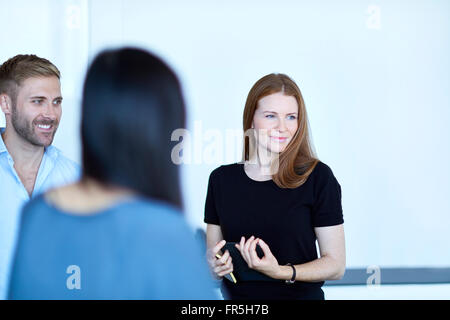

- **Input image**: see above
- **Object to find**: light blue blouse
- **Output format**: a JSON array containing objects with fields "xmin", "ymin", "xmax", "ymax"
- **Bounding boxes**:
[{"xmin": 8, "ymin": 195, "xmax": 217, "ymax": 300}]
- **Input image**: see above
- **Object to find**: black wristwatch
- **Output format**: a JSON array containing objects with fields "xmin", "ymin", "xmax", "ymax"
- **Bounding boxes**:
[{"xmin": 285, "ymin": 263, "xmax": 296, "ymax": 284}]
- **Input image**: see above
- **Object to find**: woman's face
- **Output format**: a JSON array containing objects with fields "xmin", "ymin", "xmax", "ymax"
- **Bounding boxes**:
[{"xmin": 252, "ymin": 91, "xmax": 299, "ymax": 154}]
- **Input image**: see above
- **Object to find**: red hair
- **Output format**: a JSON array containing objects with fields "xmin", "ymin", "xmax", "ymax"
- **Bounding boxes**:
[{"xmin": 242, "ymin": 73, "xmax": 319, "ymax": 188}]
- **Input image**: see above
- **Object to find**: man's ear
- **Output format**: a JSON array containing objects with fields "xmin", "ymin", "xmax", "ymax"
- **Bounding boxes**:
[{"xmin": 0, "ymin": 94, "xmax": 13, "ymax": 115}]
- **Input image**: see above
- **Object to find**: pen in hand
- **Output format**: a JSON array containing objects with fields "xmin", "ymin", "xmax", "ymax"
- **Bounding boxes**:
[{"xmin": 215, "ymin": 253, "xmax": 237, "ymax": 283}]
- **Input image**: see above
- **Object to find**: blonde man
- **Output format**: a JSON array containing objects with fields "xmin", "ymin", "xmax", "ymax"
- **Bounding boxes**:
[{"xmin": 0, "ymin": 55, "xmax": 80, "ymax": 299}]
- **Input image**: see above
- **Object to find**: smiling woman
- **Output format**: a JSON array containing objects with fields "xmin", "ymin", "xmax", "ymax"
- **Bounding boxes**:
[
  {"xmin": 251, "ymin": 92, "xmax": 299, "ymax": 155},
  {"xmin": 242, "ymin": 74, "xmax": 319, "ymax": 187},
  {"xmin": 204, "ymin": 73, "xmax": 346, "ymax": 300}
]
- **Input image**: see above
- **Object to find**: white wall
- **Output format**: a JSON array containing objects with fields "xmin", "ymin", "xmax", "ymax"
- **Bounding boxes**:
[
  {"xmin": 0, "ymin": 0, "xmax": 89, "ymax": 162},
  {"xmin": 2, "ymin": 0, "xmax": 449, "ymax": 270}
]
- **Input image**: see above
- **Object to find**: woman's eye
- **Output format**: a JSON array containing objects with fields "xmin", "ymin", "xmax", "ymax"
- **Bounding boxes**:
[
  {"xmin": 265, "ymin": 114, "xmax": 275, "ymax": 119},
  {"xmin": 287, "ymin": 115, "xmax": 297, "ymax": 120}
]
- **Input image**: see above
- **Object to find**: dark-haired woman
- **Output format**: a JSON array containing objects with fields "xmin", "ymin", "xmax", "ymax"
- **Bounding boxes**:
[
  {"xmin": 205, "ymin": 74, "xmax": 346, "ymax": 300},
  {"xmin": 8, "ymin": 48, "xmax": 216, "ymax": 299}
]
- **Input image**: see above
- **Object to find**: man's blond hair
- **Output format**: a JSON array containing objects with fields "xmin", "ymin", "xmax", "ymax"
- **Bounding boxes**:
[{"xmin": 0, "ymin": 54, "xmax": 60, "ymax": 104}]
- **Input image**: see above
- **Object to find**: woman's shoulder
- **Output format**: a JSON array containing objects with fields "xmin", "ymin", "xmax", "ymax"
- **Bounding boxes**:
[
  {"xmin": 312, "ymin": 160, "xmax": 335, "ymax": 177},
  {"xmin": 209, "ymin": 162, "xmax": 242, "ymax": 179},
  {"xmin": 22, "ymin": 194, "xmax": 184, "ymax": 229},
  {"xmin": 116, "ymin": 197, "xmax": 185, "ymax": 226},
  {"xmin": 309, "ymin": 160, "xmax": 341, "ymax": 190}
]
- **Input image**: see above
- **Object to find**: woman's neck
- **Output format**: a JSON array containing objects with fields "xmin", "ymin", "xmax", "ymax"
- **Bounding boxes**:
[
  {"xmin": 246, "ymin": 145, "xmax": 279, "ymax": 175},
  {"xmin": 245, "ymin": 146, "xmax": 280, "ymax": 180},
  {"xmin": 45, "ymin": 178, "xmax": 136, "ymax": 215}
]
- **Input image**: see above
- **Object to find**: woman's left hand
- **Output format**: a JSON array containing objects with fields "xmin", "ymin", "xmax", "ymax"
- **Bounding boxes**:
[{"xmin": 236, "ymin": 236, "xmax": 281, "ymax": 279}]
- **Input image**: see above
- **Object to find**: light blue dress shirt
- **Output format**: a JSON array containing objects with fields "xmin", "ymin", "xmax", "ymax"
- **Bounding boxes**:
[{"xmin": 0, "ymin": 127, "xmax": 80, "ymax": 299}]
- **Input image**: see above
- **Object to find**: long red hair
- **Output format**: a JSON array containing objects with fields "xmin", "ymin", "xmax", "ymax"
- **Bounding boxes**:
[{"xmin": 242, "ymin": 73, "xmax": 319, "ymax": 188}]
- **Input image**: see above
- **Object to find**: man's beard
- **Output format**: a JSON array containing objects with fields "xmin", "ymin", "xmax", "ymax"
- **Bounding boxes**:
[{"xmin": 11, "ymin": 105, "xmax": 57, "ymax": 147}]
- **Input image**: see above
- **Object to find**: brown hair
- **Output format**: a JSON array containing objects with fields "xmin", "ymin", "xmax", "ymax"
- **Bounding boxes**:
[
  {"xmin": 0, "ymin": 54, "xmax": 60, "ymax": 104},
  {"xmin": 242, "ymin": 73, "xmax": 319, "ymax": 189}
]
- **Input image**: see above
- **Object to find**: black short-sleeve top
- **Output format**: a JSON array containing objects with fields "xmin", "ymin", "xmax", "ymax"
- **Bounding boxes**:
[{"xmin": 204, "ymin": 161, "xmax": 343, "ymax": 299}]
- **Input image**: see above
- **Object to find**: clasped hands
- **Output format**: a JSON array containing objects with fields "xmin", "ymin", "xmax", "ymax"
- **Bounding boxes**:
[{"xmin": 207, "ymin": 236, "xmax": 282, "ymax": 280}]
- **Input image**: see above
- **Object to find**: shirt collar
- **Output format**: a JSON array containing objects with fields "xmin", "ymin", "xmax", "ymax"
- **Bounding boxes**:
[
  {"xmin": 0, "ymin": 127, "xmax": 59, "ymax": 160},
  {"xmin": 0, "ymin": 128, "xmax": 7, "ymax": 155},
  {"xmin": 44, "ymin": 144, "xmax": 59, "ymax": 160}
]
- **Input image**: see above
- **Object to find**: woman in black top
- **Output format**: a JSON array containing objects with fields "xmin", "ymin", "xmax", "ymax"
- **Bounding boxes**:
[{"xmin": 204, "ymin": 73, "xmax": 345, "ymax": 300}]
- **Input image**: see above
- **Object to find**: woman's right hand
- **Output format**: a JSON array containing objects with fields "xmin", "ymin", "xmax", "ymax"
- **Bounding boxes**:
[{"xmin": 206, "ymin": 239, "xmax": 234, "ymax": 279}]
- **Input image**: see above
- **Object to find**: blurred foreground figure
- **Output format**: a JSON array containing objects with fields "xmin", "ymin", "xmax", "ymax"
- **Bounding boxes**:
[{"xmin": 8, "ymin": 48, "xmax": 216, "ymax": 300}]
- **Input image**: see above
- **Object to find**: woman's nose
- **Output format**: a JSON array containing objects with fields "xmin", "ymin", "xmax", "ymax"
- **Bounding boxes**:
[{"xmin": 276, "ymin": 118, "xmax": 287, "ymax": 132}]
